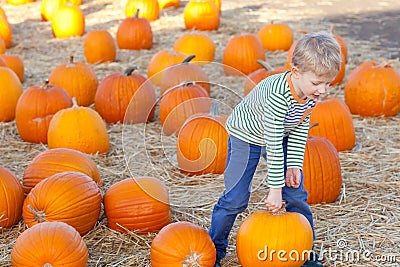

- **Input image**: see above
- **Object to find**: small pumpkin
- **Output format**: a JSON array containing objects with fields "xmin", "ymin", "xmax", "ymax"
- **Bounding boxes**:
[
  {"xmin": 51, "ymin": 4, "xmax": 85, "ymax": 38},
  {"xmin": 15, "ymin": 81, "xmax": 72, "ymax": 144},
  {"xmin": 177, "ymin": 103, "xmax": 228, "ymax": 175},
  {"xmin": 236, "ymin": 205, "xmax": 313, "ymax": 266},
  {"xmin": 125, "ymin": 0, "xmax": 159, "ymax": 21},
  {"xmin": 84, "ymin": 30, "xmax": 116, "ymax": 64},
  {"xmin": 94, "ymin": 67, "xmax": 156, "ymax": 123},
  {"xmin": 159, "ymin": 81, "xmax": 211, "ymax": 136},
  {"xmin": 309, "ymin": 96, "xmax": 355, "ymax": 151},
  {"xmin": 184, "ymin": 0, "xmax": 220, "ymax": 31},
  {"xmin": 116, "ymin": 9, "xmax": 153, "ymax": 50},
  {"xmin": 104, "ymin": 177, "xmax": 171, "ymax": 233},
  {"xmin": 22, "ymin": 171, "xmax": 102, "ymax": 236},
  {"xmin": 0, "ymin": 66, "xmax": 23, "ymax": 122},
  {"xmin": 151, "ymin": 221, "xmax": 216, "ymax": 267},
  {"xmin": 11, "ymin": 222, "xmax": 88, "ymax": 266},
  {"xmin": 257, "ymin": 21, "xmax": 293, "ymax": 51},
  {"xmin": 22, "ymin": 147, "xmax": 102, "ymax": 195},
  {"xmin": 0, "ymin": 166, "xmax": 24, "ymax": 228},
  {"xmin": 160, "ymin": 55, "xmax": 210, "ymax": 95},
  {"xmin": 0, "ymin": 54, "xmax": 24, "ymax": 82},
  {"xmin": 344, "ymin": 60, "xmax": 400, "ymax": 117},
  {"xmin": 158, "ymin": 0, "xmax": 180, "ymax": 9},
  {"xmin": 47, "ymin": 98, "xmax": 110, "ymax": 155},
  {"xmin": 0, "ymin": 17, "xmax": 12, "ymax": 48},
  {"xmin": 40, "ymin": 0, "xmax": 67, "ymax": 21},
  {"xmin": 303, "ymin": 135, "xmax": 342, "ymax": 204},
  {"xmin": 173, "ymin": 33, "xmax": 216, "ymax": 65},
  {"xmin": 147, "ymin": 49, "xmax": 187, "ymax": 86},
  {"xmin": 222, "ymin": 33, "xmax": 265, "ymax": 76},
  {"xmin": 48, "ymin": 55, "xmax": 98, "ymax": 106}
]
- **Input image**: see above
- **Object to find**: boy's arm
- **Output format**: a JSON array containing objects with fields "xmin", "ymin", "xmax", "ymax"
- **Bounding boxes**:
[{"xmin": 286, "ymin": 112, "xmax": 311, "ymax": 170}]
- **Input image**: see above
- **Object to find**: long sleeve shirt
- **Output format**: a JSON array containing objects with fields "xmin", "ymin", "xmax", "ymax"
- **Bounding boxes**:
[{"xmin": 226, "ymin": 71, "xmax": 316, "ymax": 188}]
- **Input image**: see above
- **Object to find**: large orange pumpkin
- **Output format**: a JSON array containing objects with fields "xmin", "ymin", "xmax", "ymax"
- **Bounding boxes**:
[
  {"xmin": 159, "ymin": 81, "xmax": 211, "ymax": 136},
  {"xmin": 51, "ymin": 4, "xmax": 85, "ymax": 38},
  {"xmin": 22, "ymin": 147, "xmax": 102, "ymax": 195},
  {"xmin": 125, "ymin": 0, "xmax": 159, "ymax": 21},
  {"xmin": 0, "ymin": 66, "xmax": 23, "ymax": 122},
  {"xmin": 11, "ymin": 222, "xmax": 88, "ymax": 266},
  {"xmin": 344, "ymin": 61, "xmax": 400, "ymax": 117},
  {"xmin": 257, "ymin": 22, "xmax": 293, "ymax": 51},
  {"xmin": 94, "ymin": 67, "xmax": 156, "ymax": 123},
  {"xmin": 184, "ymin": 0, "xmax": 220, "ymax": 31},
  {"xmin": 236, "ymin": 207, "xmax": 313, "ymax": 266},
  {"xmin": 151, "ymin": 221, "xmax": 216, "ymax": 267},
  {"xmin": 303, "ymin": 136, "xmax": 342, "ymax": 204},
  {"xmin": 176, "ymin": 104, "xmax": 228, "ymax": 175},
  {"xmin": 104, "ymin": 177, "xmax": 171, "ymax": 234},
  {"xmin": 47, "ymin": 98, "xmax": 110, "ymax": 155},
  {"xmin": 173, "ymin": 33, "xmax": 216, "ymax": 65},
  {"xmin": 22, "ymin": 171, "xmax": 102, "ymax": 236},
  {"xmin": 84, "ymin": 30, "xmax": 116, "ymax": 64},
  {"xmin": 15, "ymin": 81, "xmax": 72, "ymax": 144},
  {"xmin": 222, "ymin": 33, "xmax": 265, "ymax": 76},
  {"xmin": 48, "ymin": 55, "xmax": 98, "ymax": 106},
  {"xmin": 116, "ymin": 9, "xmax": 153, "ymax": 50},
  {"xmin": 160, "ymin": 55, "xmax": 210, "ymax": 95},
  {"xmin": 0, "ymin": 54, "xmax": 24, "ymax": 82},
  {"xmin": 309, "ymin": 96, "xmax": 355, "ymax": 151},
  {"xmin": 0, "ymin": 166, "xmax": 24, "ymax": 228}
]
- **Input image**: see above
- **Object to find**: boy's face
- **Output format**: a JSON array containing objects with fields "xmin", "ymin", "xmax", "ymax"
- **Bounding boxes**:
[{"xmin": 291, "ymin": 67, "xmax": 335, "ymax": 100}]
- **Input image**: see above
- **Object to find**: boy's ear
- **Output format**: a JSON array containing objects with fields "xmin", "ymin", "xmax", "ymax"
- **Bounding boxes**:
[{"xmin": 291, "ymin": 66, "xmax": 301, "ymax": 78}]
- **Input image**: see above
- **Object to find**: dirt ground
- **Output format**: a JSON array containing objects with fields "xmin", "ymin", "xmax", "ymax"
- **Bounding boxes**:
[{"xmin": 0, "ymin": 0, "xmax": 400, "ymax": 266}]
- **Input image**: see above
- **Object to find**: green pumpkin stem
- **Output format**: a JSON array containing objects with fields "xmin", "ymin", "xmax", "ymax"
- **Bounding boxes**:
[
  {"xmin": 256, "ymin": 59, "xmax": 273, "ymax": 71},
  {"xmin": 183, "ymin": 54, "xmax": 196, "ymax": 64},
  {"xmin": 134, "ymin": 8, "xmax": 140, "ymax": 18},
  {"xmin": 124, "ymin": 66, "xmax": 138, "ymax": 76}
]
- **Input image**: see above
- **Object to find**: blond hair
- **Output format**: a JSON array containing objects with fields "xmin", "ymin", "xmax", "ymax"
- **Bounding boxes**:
[{"xmin": 291, "ymin": 31, "xmax": 341, "ymax": 77}]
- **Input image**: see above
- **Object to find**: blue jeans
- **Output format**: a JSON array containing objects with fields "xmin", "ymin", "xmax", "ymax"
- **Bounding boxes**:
[{"xmin": 208, "ymin": 135, "xmax": 314, "ymax": 260}]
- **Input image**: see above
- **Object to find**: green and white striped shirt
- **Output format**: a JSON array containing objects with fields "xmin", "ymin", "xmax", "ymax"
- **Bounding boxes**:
[{"xmin": 226, "ymin": 71, "xmax": 316, "ymax": 188}]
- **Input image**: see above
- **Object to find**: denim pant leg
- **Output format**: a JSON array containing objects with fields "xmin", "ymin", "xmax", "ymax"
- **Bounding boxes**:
[
  {"xmin": 209, "ymin": 135, "xmax": 261, "ymax": 260},
  {"xmin": 281, "ymin": 136, "xmax": 315, "ymax": 240}
]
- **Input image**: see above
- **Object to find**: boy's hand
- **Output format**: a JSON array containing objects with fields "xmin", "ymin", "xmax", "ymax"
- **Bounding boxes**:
[
  {"xmin": 264, "ymin": 188, "xmax": 282, "ymax": 212},
  {"xmin": 286, "ymin": 168, "xmax": 301, "ymax": 188}
]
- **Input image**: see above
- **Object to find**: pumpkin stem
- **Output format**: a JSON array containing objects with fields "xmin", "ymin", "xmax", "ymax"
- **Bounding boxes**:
[
  {"xmin": 71, "ymin": 97, "xmax": 79, "ymax": 108},
  {"xmin": 43, "ymin": 263, "xmax": 53, "ymax": 267},
  {"xmin": 309, "ymin": 123, "xmax": 319, "ymax": 130},
  {"xmin": 134, "ymin": 8, "xmax": 140, "ymax": 18},
  {"xmin": 123, "ymin": 66, "xmax": 138, "ymax": 76},
  {"xmin": 27, "ymin": 204, "xmax": 47, "ymax": 223},
  {"xmin": 182, "ymin": 249, "xmax": 203, "ymax": 267},
  {"xmin": 183, "ymin": 54, "xmax": 196, "ymax": 64},
  {"xmin": 180, "ymin": 80, "xmax": 196, "ymax": 87},
  {"xmin": 330, "ymin": 24, "xmax": 335, "ymax": 35},
  {"xmin": 42, "ymin": 79, "xmax": 50, "ymax": 90},
  {"xmin": 256, "ymin": 59, "xmax": 273, "ymax": 71},
  {"xmin": 377, "ymin": 58, "xmax": 399, "ymax": 68},
  {"xmin": 271, "ymin": 201, "xmax": 287, "ymax": 216}
]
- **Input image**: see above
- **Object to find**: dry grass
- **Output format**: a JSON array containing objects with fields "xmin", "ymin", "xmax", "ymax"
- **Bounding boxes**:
[{"xmin": 1, "ymin": 0, "xmax": 400, "ymax": 266}]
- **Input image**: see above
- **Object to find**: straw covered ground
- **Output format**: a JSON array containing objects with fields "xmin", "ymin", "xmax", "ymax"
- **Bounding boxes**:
[{"xmin": 0, "ymin": 0, "xmax": 400, "ymax": 266}]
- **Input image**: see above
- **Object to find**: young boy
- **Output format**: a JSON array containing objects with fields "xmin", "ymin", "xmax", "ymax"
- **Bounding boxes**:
[{"xmin": 209, "ymin": 31, "xmax": 342, "ymax": 267}]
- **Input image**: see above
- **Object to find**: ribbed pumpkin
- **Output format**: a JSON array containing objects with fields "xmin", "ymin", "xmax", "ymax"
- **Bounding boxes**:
[
  {"xmin": 0, "ymin": 54, "xmax": 24, "ymax": 82},
  {"xmin": 116, "ymin": 9, "xmax": 153, "ymax": 50},
  {"xmin": 309, "ymin": 96, "xmax": 355, "ymax": 151},
  {"xmin": 22, "ymin": 147, "xmax": 101, "ymax": 195},
  {"xmin": 160, "ymin": 55, "xmax": 210, "ymax": 95},
  {"xmin": 303, "ymin": 136, "xmax": 342, "ymax": 204},
  {"xmin": 94, "ymin": 67, "xmax": 156, "ymax": 123},
  {"xmin": 104, "ymin": 177, "xmax": 171, "ymax": 233},
  {"xmin": 151, "ymin": 221, "xmax": 216, "ymax": 267},
  {"xmin": 0, "ymin": 166, "xmax": 24, "ymax": 228},
  {"xmin": 48, "ymin": 55, "xmax": 98, "ymax": 106},
  {"xmin": 40, "ymin": 0, "xmax": 66, "ymax": 21},
  {"xmin": 84, "ymin": 30, "xmax": 116, "ymax": 64},
  {"xmin": 184, "ymin": 0, "xmax": 220, "ymax": 31},
  {"xmin": 257, "ymin": 22, "xmax": 293, "ymax": 51},
  {"xmin": 159, "ymin": 0, "xmax": 180, "ymax": 9},
  {"xmin": 11, "ymin": 222, "xmax": 88, "ymax": 266},
  {"xmin": 159, "ymin": 81, "xmax": 211, "ymax": 136},
  {"xmin": 173, "ymin": 33, "xmax": 215, "ymax": 65},
  {"xmin": 47, "ymin": 98, "xmax": 110, "ymax": 155},
  {"xmin": 236, "ymin": 207, "xmax": 313, "ymax": 267},
  {"xmin": 0, "ymin": 17, "xmax": 12, "ymax": 48},
  {"xmin": 0, "ymin": 66, "xmax": 23, "ymax": 122},
  {"xmin": 51, "ymin": 4, "xmax": 85, "ymax": 38},
  {"xmin": 22, "ymin": 171, "xmax": 102, "ymax": 236},
  {"xmin": 177, "ymin": 104, "xmax": 228, "ymax": 175},
  {"xmin": 15, "ymin": 81, "xmax": 72, "ymax": 144},
  {"xmin": 147, "ymin": 49, "xmax": 187, "ymax": 86},
  {"xmin": 244, "ymin": 60, "xmax": 286, "ymax": 96},
  {"xmin": 344, "ymin": 61, "xmax": 400, "ymax": 117},
  {"xmin": 6, "ymin": 0, "xmax": 35, "ymax": 4},
  {"xmin": 222, "ymin": 33, "xmax": 265, "ymax": 76},
  {"xmin": 125, "ymin": 0, "xmax": 159, "ymax": 21}
]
